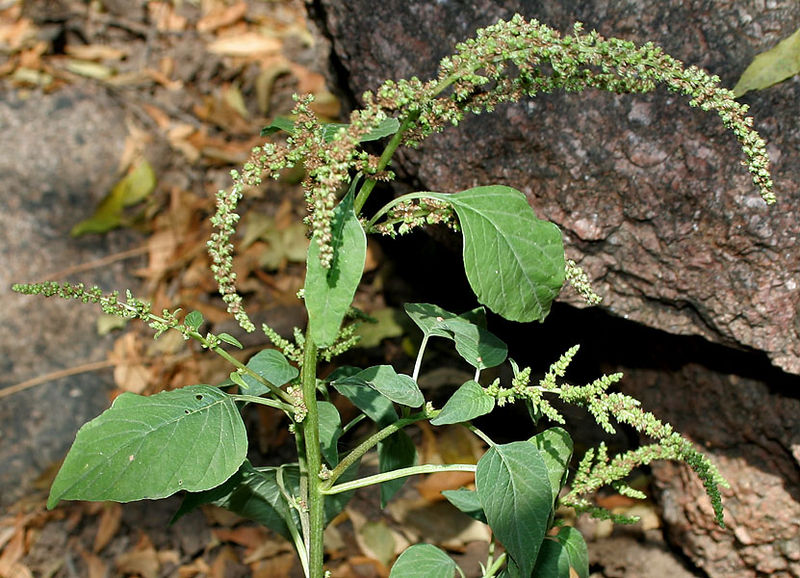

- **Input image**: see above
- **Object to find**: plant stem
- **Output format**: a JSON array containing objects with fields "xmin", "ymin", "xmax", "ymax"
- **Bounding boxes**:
[
  {"xmin": 321, "ymin": 463, "xmax": 476, "ymax": 495},
  {"xmin": 323, "ymin": 413, "xmax": 428, "ymax": 488},
  {"xmin": 189, "ymin": 329, "xmax": 296, "ymax": 406},
  {"xmin": 354, "ymin": 113, "xmax": 420, "ymax": 213},
  {"xmin": 298, "ymin": 333, "xmax": 325, "ymax": 577},
  {"xmin": 229, "ymin": 393, "xmax": 294, "ymax": 413}
]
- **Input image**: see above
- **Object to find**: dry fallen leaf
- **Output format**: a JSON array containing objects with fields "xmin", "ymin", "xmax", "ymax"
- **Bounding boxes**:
[
  {"xmin": 197, "ymin": 1, "xmax": 248, "ymax": 33},
  {"xmin": 64, "ymin": 44, "xmax": 127, "ymax": 61},
  {"xmin": 207, "ymin": 33, "xmax": 282, "ymax": 57},
  {"xmin": 115, "ymin": 533, "xmax": 161, "ymax": 578},
  {"xmin": 93, "ymin": 502, "xmax": 122, "ymax": 553}
]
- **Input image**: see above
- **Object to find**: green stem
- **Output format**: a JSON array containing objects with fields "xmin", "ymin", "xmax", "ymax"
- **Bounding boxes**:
[
  {"xmin": 189, "ymin": 330, "xmax": 297, "ymax": 406},
  {"xmin": 366, "ymin": 191, "xmax": 440, "ymax": 230},
  {"xmin": 323, "ymin": 413, "xmax": 428, "ymax": 488},
  {"xmin": 298, "ymin": 333, "xmax": 325, "ymax": 578},
  {"xmin": 321, "ymin": 463, "xmax": 476, "ymax": 495},
  {"xmin": 354, "ymin": 113, "xmax": 420, "ymax": 213},
  {"xmin": 229, "ymin": 394, "xmax": 294, "ymax": 413}
]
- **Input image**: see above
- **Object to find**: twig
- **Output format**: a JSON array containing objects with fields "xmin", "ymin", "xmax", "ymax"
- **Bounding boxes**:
[
  {"xmin": 0, "ymin": 361, "xmax": 115, "ymax": 399},
  {"xmin": 47, "ymin": 246, "xmax": 149, "ymax": 280}
]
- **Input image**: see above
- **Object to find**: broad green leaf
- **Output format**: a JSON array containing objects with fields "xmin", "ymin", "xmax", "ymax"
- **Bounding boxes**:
[
  {"xmin": 441, "ymin": 488, "xmax": 487, "ymax": 523},
  {"xmin": 48, "ymin": 385, "xmax": 247, "ymax": 509},
  {"xmin": 476, "ymin": 441, "xmax": 553, "ymax": 577},
  {"xmin": 531, "ymin": 538, "xmax": 570, "ymax": 578},
  {"xmin": 530, "ymin": 427, "xmax": 573, "ymax": 506},
  {"xmin": 441, "ymin": 318, "xmax": 507, "ymax": 369},
  {"xmin": 734, "ymin": 27, "xmax": 800, "ymax": 97},
  {"xmin": 429, "ymin": 186, "xmax": 565, "ymax": 323},
  {"xmin": 217, "ymin": 332, "xmax": 243, "ymax": 349},
  {"xmin": 334, "ymin": 365, "xmax": 424, "ymax": 408},
  {"xmin": 305, "ymin": 190, "xmax": 366, "ymax": 347},
  {"xmin": 240, "ymin": 349, "xmax": 299, "ymax": 396},
  {"xmin": 404, "ymin": 303, "xmax": 506, "ymax": 369},
  {"xmin": 261, "ymin": 116, "xmax": 400, "ymax": 143},
  {"xmin": 331, "ymin": 368, "xmax": 398, "ymax": 427},
  {"xmin": 404, "ymin": 303, "xmax": 486, "ymax": 340},
  {"xmin": 71, "ymin": 159, "xmax": 157, "ymax": 236},
  {"xmin": 172, "ymin": 461, "xmax": 300, "ymax": 541},
  {"xmin": 389, "ymin": 544, "xmax": 458, "ymax": 578},
  {"xmin": 318, "ymin": 401, "xmax": 343, "ymax": 467},
  {"xmin": 378, "ymin": 429, "xmax": 417, "ymax": 507},
  {"xmin": 555, "ymin": 526, "xmax": 589, "ymax": 578},
  {"xmin": 431, "ymin": 380, "xmax": 495, "ymax": 426},
  {"xmin": 532, "ymin": 528, "xmax": 588, "ymax": 578},
  {"xmin": 185, "ymin": 310, "xmax": 204, "ymax": 331}
]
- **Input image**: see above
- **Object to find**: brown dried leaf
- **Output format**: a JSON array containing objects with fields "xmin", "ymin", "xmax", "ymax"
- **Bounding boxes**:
[
  {"xmin": 64, "ymin": 44, "xmax": 127, "ymax": 61},
  {"xmin": 207, "ymin": 33, "xmax": 282, "ymax": 57},
  {"xmin": 93, "ymin": 503, "xmax": 122, "ymax": 553},
  {"xmin": 416, "ymin": 471, "xmax": 476, "ymax": 503},
  {"xmin": 79, "ymin": 544, "xmax": 108, "ymax": 578},
  {"xmin": 197, "ymin": 1, "xmax": 248, "ymax": 33},
  {"xmin": 115, "ymin": 534, "xmax": 160, "ymax": 578},
  {"xmin": 148, "ymin": 2, "xmax": 187, "ymax": 32}
]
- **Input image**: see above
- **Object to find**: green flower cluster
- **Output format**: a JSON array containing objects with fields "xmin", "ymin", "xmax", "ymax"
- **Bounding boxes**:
[
  {"xmin": 486, "ymin": 344, "xmax": 728, "ymax": 526},
  {"xmin": 208, "ymin": 14, "xmax": 774, "ymax": 333}
]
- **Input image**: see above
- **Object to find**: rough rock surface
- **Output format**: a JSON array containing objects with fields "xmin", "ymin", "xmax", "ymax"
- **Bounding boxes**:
[
  {"xmin": 309, "ymin": 1, "xmax": 800, "ymax": 576},
  {"xmin": 0, "ymin": 85, "xmax": 140, "ymax": 506},
  {"xmin": 311, "ymin": 0, "xmax": 800, "ymax": 375}
]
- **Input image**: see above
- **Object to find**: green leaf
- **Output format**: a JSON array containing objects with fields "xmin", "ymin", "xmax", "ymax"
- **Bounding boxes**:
[
  {"xmin": 217, "ymin": 332, "xmax": 243, "ymax": 349},
  {"xmin": 240, "ymin": 349, "xmax": 299, "ymax": 396},
  {"xmin": 404, "ymin": 303, "xmax": 507, "ymax": 369},
  {"xmin": 305, "ymin": 190, "xmax": 366, "ymax": 347},
  {"xmin": 172, "ymin": 461, "xmax": 300, "ymax": 541},
  {"xmin": 430, "ymin": 380, "xmax": 495, "ymax": 426},
  {"xmin": 185, "ymin": 310, "xmax": 204, "ymax": 331},
  {"xmin": 556, "ymin": 526, "xmax": 589, "ymax": 578},
  {"xmin": 476, "ymin": 441, "xmax": 553, "ymax": 577},
  {"xmin": 404, "ymin": 303, "xmax": 485, "ymax": 339},
  {"xmin": 531, "ymin": 538, "xmax": 570, "ymax": 578},
  {"xmin": 378, "ymin": 429, "xmax": 417, "ymax": 507},
  {"xmin": 441, "ymin": 317, "xmax": 507, "ymax": 369},
  {"xmin": 532, "ymin": 527, "xmax": 588, "ymax": 578},
  {"xmin": 441, "ymin": 488, "xmax": 487, "ymax": 524},
  {"xmin": 48, "ymin": 385, "xmax": 247, "ymax": 509},
  {"xmin": 333, "ymin": 365, "xmax": 424, "ymax": 408},
  {"xmin": 71, "ymin": 159, "xmax": 157, "ymax": 236},
  {"xmin": 530, "ymin": 427, "xmax": 573, "ymax": 506},
  {"xmin": 428, "ymin": 186, "xmax": 565, "ymax": 323},
  {"xmin": 318, "ymin": 401, "xmax": 343, "ymax": 467},
  {"xmin": 260, "ymin": 116, "xmax": 295, "ymax": 136},
  {"xmin": 261, "ymin": 116, "xmax": 400, "ymax": 143},
  {"xmin": 389, "ymin": 544, "xmax": 458, "ymax": 578},
  {"xmin": 734, "ymin": 27, "xmax": 800, "ymax": 97},
  {"xmin": 332, "ymin": 377, "xmax": 398, "ymax": 427}
]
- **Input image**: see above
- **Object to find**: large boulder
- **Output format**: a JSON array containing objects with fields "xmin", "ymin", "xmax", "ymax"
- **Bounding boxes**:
[
  {"xmin": 308, "ymin": 1, "xmax": 800, "ymax": 576},
  {"xmin": 310, "ymin": 0, "xmax": 799, "ymax": 374}
]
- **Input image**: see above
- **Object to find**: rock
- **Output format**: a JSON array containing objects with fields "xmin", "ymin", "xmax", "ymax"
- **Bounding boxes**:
[
  {"xmin": 310, "ymin": 0, "xmax": 800, "ymax": 375},
  {"xmin": 309, "ymin": 1, "xmax": 800, "ymax": 575},
  {"xmin": 0, "ymin": 85, "xmax": 140, "ymax": 506}
]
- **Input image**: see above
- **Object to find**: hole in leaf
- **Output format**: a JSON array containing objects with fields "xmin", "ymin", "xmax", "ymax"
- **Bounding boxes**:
[
  {"xmin": 195, "ymin": 394, "xmax": 203, "ymax": 400},
  {"xmin": 185, "ymin": 409, "xmax": 190, "ymax": 414}
]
